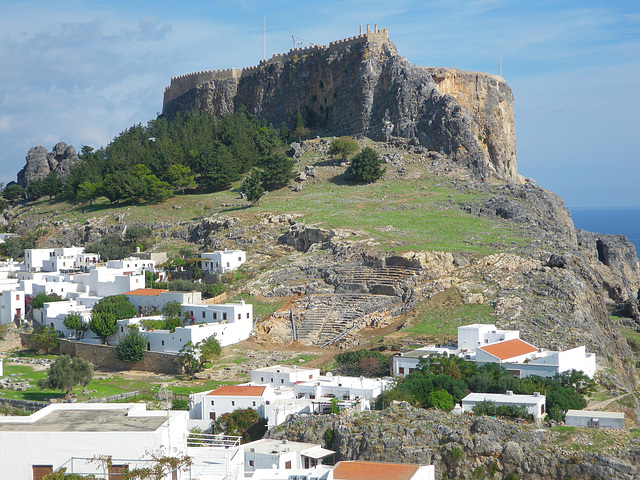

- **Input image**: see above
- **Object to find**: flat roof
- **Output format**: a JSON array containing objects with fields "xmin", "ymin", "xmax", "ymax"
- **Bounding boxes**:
[
  {"xmin": 252, "ymin": 365, "xmax": 317, "ymax": 373},
  {"xmin": 244, "ymin": 439, "xmax": 334, "ymax": 457},
  {"xmin": 462, "ymin": 393, "xmax": 544, "ymax": 405},
  {"xmin": 0, "ymin": 408, "xmax": 168, "ymax": 432},
  {"xmin": 333, "ymin": 461, "xmax": 419, "ymax": 480},
  {"xmin": 566, "ymin": 410, "xmax": 625, "ymax": 419},
  {"xmin": 207, "ymin": 385, "xmax": 266, "ymax": 397},
  {"xmin": 478, "ymin": 338, "xmax": 537, "ymax": 361}
]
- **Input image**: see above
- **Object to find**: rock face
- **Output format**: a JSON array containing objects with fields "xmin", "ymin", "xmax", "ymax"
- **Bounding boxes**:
[
  {"xmin": 270, "ymin": 403, "xmax": 640, "ymax": 480},
  {"xmin": 162, "ymin": 28, "xmax": 521, "ymax": 183},
  {"xmin": 17, "ymin": 142, "xmax": 79, "ymax": 187}
]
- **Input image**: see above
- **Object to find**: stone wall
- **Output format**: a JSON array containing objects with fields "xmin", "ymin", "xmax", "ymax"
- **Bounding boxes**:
[{"xmin": 59, "ymin": 339, "xmax": 183, "ymax": 374}]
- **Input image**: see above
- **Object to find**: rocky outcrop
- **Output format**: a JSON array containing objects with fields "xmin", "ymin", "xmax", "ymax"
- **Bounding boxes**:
[
  {"xmin": 16, "ymin": 142, "xmax": 79, "ymax": 187},
  {"xmin": 270, "ymin": 403, "xmax": 640, "ymax": 480},
  {"xmin": 162, "ymin": 29, "xmax": 521, "ymax": 183}
]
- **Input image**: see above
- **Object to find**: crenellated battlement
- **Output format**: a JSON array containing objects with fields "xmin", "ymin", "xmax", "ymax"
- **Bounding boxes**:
[{"xmin": 163, "ymin": 25, "xmax": 391, "ymax": 109}]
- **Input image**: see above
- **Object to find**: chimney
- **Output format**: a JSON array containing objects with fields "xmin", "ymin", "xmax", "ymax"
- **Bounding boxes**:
[{"xmin": 506, "ymin": 390, "xmax": 513, "ymax": 396}]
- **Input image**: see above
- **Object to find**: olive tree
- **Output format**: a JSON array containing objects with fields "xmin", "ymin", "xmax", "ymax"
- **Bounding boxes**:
[{"xmin": 37, "ymin": 355, "xmax": 93, "ymax": 400}]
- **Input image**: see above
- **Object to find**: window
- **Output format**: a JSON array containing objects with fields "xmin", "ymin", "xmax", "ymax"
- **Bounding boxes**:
[
  {"xmin": 309, "ymin": 374, "xmax": 313, "ymax": 379},
  {"xmin": 231, "ymin": 401, "xmax": 235, "ymax": 406},
  {"xmin": 238, "ymin": 314, "xmax": 241, "ymax": 320},
  {"xmin": 260, "ymin": 377, "xmax": 264, "ymax": 382},
  {"xmin": 213, "ymin": 313, "xmax": 217, "ymax": 320},
  {"xmin": 15, "ymin": 294, "xmax": 19, "ymax": 301},
  {"xmin": 238, "ymin": 257, "xmax": 241, "ymax": 261},
  {"xmin": 281, "ymin": 379, "xmax": 284, "ymax": 384},
  {"xmin": 399, "ymin": 367, "xmax": 405, "ymax": 374},
  {"xmin": 249, "ymin": 460, "xmax": 254, "ymax": 467},
  {"xmin": 161, "ymin": 340, "xmax": 164, "ymax": 346},
  {"xmin": 247, "ymin": 313, "xmax": 250, "ymax": 318},
  {"xmin": 226, "ymin": 262, "xmax": 230, "ymax": 267},
  {"xmin": 202, "ymin": 312, "xmax": 206, "ymax": 318},
  {"xmin": 252, "ymin": 401, "xmax": 256, "ymax": 406},
  {"xmin": 270, "ymin": 378, "xmax": 274, "ymax": 383},
  {"xmin": 121, "ymin": 327, "xmax": 124, "ymax": 333},
  {"xmin": 211, "ymin": 400, "xmax": 215, "ymax": 405},
  {"xmin": 285, "ymin": 461, "xmax": 292, "ymax": 469},
  {"xmin": 223, "ymin": 313, "xmax": 227, "ymax": 320}
]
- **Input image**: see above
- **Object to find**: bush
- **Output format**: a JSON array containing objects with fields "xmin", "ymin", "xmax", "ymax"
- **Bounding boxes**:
[
  {"xmin": 334, "ymin": 349, "xmax": 390, "ymax": 377},
  {"xmin": 347, "ymin": 147, "xmax": 385, "ymax": 183},
  {"xmin": 115, "ymin": 329, "xmax": 148, "ymax": 363},
  {"xmin": 329, "ymin": 136, "xmax": 360, "ymax": 161},
  {"xmin": 26, "ymin": 326, "xmax": 60, "ymax": 354},
  {"xmin": 171, "ymin": 399, "xmax": 189, "ymax": 410},
  {"xmin": 93, "ymin": 295, "xmax": 136, "ymax": 321},
  {"xmin": 29, "ymin": 292, "xmax": 63, "ymax": 309}
]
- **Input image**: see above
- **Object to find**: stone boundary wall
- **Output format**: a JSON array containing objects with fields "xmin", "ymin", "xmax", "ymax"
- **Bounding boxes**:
[
  {"xmin": 0, "ymin": 397, "xmax": 47, "ymax": 413},
  {"xmin": 59, "ymin": 339, "xmax": 183, "ymax": 375},
  {"xmin": 163, "ymin": 27, "xmax": 390, "ymax": 110}
]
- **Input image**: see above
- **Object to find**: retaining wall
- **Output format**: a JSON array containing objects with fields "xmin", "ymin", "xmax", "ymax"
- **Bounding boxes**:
[{"xmin": 59, "ymin": 339, "xmax": 183, "ymax": 375}]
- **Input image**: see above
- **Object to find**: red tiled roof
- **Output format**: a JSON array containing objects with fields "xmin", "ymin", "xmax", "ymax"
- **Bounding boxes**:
[
  {"xmin": 207, "ymin": 385, "xmax": 266, "ymax": 397},
  {"xmin": 478, "ymin": 338, "xmax": 538, "ymax": 361},
  {"xmin": 122, "ymin": 288, "xmax": 168, "ymax": 296},
  {"xmin": 333, "ymin": 461, "xmax": 420, "ymax": 480}
]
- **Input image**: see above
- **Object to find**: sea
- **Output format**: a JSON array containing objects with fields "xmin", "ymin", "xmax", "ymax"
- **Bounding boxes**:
[{"xmin": 569, "ymin": 207, "xmax": 640, "ymax": 252}]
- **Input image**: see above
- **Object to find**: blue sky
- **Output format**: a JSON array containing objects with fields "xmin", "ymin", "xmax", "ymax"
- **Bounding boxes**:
[{"xmin": 1, "ymin": 0, "xmax": 638, "ymax": 207}]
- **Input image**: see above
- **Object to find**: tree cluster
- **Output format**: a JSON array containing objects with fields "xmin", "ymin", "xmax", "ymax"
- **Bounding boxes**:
[
  {"xmin": 213, "ymin": 408, "xmax": 266, "ymax": 442},
  {"xmin": 24, "ymin": 109, "xmax": 287, "ymax": 205},
  {"xmin": 380, "ymin": 354, "xmax": 593, "ymax": 420},
  {"xmin": 333, "ymin": 349, "xmax": 391, "ymax": 377},
  {"xmin": 89, "ymin": 295, "xmax": 137, "ymax": 344}
]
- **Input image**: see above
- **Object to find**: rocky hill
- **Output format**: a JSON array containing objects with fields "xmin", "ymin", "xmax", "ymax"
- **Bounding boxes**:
[
  {"xmin": 16, "ymin": 142, "xmax": 79, "ymax": 188},
  {"xmin": 162, "ymin": 27, "xmax": 520, "ymax": 183},
  {"xmin": 269, "ymin": 402, "xmax": 640, "ymax": 479}
]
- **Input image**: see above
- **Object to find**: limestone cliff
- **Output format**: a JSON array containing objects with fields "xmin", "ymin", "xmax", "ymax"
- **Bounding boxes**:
[{"xmin": 162, "ymin": 27, "xmax": 521, "ymax": 183}]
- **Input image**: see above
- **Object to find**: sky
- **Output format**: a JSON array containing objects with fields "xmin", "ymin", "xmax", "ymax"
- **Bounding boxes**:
[{"xmin": 0, "ymin": 0, "xmax": 638, "ymax": 207}]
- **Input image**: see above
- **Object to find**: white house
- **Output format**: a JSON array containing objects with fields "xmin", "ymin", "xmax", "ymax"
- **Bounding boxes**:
[
  {"xmin": 0, "ymin": 288, "xmax": 25, "ymax": 324},
  {"xmin": 200, "ymin": 250, "xmax": 246, "ymax": 274},
  {"xmin": 189, "ymin": 384, "xmax": 275, "ymax": 422},
  {"xmin": 250, "ymin": 365, "xmax": 321, "ymax": 386},
  {"xmin": 71, "ymin": 267, "xmax": 145, "ymax": 297},
  {"xmin": 107, "ymin": 257, "xmax": 156, "ymax": 275},
  {"xmin": 34, "ymin": 298, "xmax": 95, "ymax": 335},
  {"xmin": 115, "ymin": 299, "xmax": 253, "ymax": 351},
  {"xmin": 293, "ymin": 374, "xmax": 390, "ymax": 401},
  {"xmin": 565, "ymin": 410, "xmax": 625, "ymax": 429},
  {"xmin": 394, "ymin": 324, "xmax": 597, "ymax": 380},
  {"xmin": 461, "ymin": 391, "xmax": 547, "ymax": 419},
  {"xmin": 123, "ymin": 288, "xmax": 202, "ymax": 315},
  {"xmin": 244, "ymin": 439, "xmax": 335, "ymax": 473},
  {"xmin": 457, "ymin": 323, "xmax": 521, "ymax": 353},
  {"xmin": 24, "ymin": 247, "xmax": 98, "ymax": 272},
  {"xmin": 0, "ymin": 403, "xmax": 190, "ymax": 480}
]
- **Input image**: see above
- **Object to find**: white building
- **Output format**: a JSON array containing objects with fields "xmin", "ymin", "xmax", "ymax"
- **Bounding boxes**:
[
  {"xmin": 457, "ymin": 323, "xmax": 521, "ymax": 353},
  {"xmin": 0, "ymin": 288, "xmax": 24, "ymax": 324},
  {"xmin": 34, "ymin": 298, "xmax": 96, "ymax": 335},
  {"xmin": 394, "ymin": 324, "xmax": 597, "ymax": 379},
  {"xmin": 293, "ymin": 374, "xmax": 390, "ymax": 401},
  {"xmin": 115, "ymin": 299, "xmax": 253, "ymax": 351},
  {"xmin": 107, "ymin": 257, "xmax": 156, "ymax": 275},
  {"xmin": 565, "ymin": 410, "xmax": 625, "ymax": 429},
  {"xmin": 200, "ymin": 250, "xmax": 246, "ymax": 274},
  {"xmin": 0, "ymin": 403, "xmax": 192, "ymax": 480},
  {"xmin": 72, "ymin": 267, "xmax": 145, "ymax": 297},
  {"xmin": 24, "ymin": 247, "xmax": 99, "ymax": 272},
  {"xmin": 123, "ymin": 288, "xmax": 202, "ymax": 316},
  {"xmin": 461, "ymin": 391, "xmax": 547, "ymax": 419},
  {"xmin": 251, "ymin": 365, "xmax": 321, "ymax": 386},
  {"xmin": 189, "ymin": 384, "xmax": 275, "ymax": 422},
  {"xmin": 244, "ymin": 439, "xmax": 334, "ymax": 473}
]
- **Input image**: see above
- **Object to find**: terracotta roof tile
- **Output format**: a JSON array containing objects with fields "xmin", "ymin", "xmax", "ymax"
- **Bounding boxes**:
[
  {"xmin": 123, "ymin": 288, "xmax": 168, "ymax": 296},
  {"xmin": 478, "ymin": 338, "xmax": 537, "ymax": 361},
  {"xmin": 333, "ymin": 461, "xmax": 419, "ymax": 480},
  {"xmin": 207, "ymin": 385, "xmax": 266, "ymax": 397}
]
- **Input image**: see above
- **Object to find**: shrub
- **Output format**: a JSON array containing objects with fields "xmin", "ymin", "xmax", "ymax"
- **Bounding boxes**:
[
  {"xmin": 171, "ymin": 399, "xmax": 189, "ymax": 410},
  {"xmin": 450, "ymin": 447, "xmax": 464, "ymax": 461},
  {"xmin": 26, "ymin": 326, "xmax": 60, "ymax": 354},
  {"xmin": 347, "ymin": 147, "xmax": 385, "ymax": 183},
  {"xmin": 115, "ymin": 329, "xmax": 148, "ymax": 363}
]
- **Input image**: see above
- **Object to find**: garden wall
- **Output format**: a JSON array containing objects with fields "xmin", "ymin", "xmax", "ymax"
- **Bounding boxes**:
[{"xmin": 59, "ymin": 339, "xmax": 183, "ymax": 375}]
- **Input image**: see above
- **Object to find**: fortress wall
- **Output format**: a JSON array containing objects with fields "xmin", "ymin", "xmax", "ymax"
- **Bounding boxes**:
[
  {"xmin": 163, "ymin": 27, "xmax": 389, "ymax": 109},
  {"xmin": 163, "ymin": 68, "xmax": 241, "ymax": 105}
]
